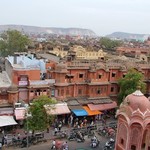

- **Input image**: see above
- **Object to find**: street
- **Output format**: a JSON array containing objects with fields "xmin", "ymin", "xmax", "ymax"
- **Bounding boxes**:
[
  {"xmin": 6, "ymin": 132, "xmax": 112, "ymax": 150},
  {"xmin": 4, "ymin": 119, "xmax": 117, "ymax": 150}
]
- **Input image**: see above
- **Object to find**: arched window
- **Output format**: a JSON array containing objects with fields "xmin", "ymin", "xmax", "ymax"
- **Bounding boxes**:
[{"xmin": 131, "ymin": 145, "xmax": 136, "ymax": 150}]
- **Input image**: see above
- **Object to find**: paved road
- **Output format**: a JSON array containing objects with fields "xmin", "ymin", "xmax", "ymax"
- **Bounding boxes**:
[
  {"xmin": 6, "ymin": 139, "xmax": 107, "ymax": 150},
  {"xmin": 4, "ymin": 118, "xmax": 117, "ymax": 150},
  {"xmin": 6, "ymin": 133, "xmax": 113, "ymax": 150}
]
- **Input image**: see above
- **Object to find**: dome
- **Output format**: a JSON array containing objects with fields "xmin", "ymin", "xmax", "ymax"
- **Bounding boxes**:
[
  {"xmin": 8, "ymin": 84, "xmax": 18, "ymax": 92},
  {"xmin": 123, "ymin": 90, "xmax": 150, "ymax": 113},
  {"xmin": 55, "ymin": 62, "xmax": 68, "ymax": 73},
  {"xmin": 56, "ymin": 62, "xmax": 67, "ymax": 69}
]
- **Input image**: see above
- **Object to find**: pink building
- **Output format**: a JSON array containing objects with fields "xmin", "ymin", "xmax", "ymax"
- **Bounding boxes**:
[{"xmin": 115, "ymin": 89, "xmax": 150, "ymax": 150}]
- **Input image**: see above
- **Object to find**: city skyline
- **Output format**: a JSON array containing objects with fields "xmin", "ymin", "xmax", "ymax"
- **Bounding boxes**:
[{"xmin": 0, "ymin": 0, "xmax": 150, "ymax": 36}]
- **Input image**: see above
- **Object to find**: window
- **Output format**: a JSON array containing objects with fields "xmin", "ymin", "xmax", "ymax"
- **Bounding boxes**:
[
  {"xmin": 43, "ymin": 90, "xmax": 47, "ymax": 92},
  {"xmin": 120, "ymin": 138, "xmax": 124, "ymax": 145},
  {"xmin": 98, "ymin": 74, "xmax": 102, "ymax": 79},
  {"xmin": 131, "ymin": 145, "xmax": 136, "ymax": 150},
  {"xmin": 37, "ymin": 89, "xmax": 41, "ymax": 96},
  {"xmin": 79, "ymin": 73, "xmax": 83, "ymax": 78},
  {"xmin": 112, "ymin": 72, "xmax": 116, "ymax": 77},
  {"xmin": 111, "ymin": 87, "xmax": 114, "ymax": 92},
  {"xmin": 78, "ymin": 89, "xmax": 82, "ymax": 95},
  {"xmin": 123, "ymin": 74, "xmax": 126, "ymax": 78},
  {"xmin": 51, "ymin": 89, "xmax": 55, "ymax": 97},
  {"xmin": 97, "ymin": 89, "xmax": 101, "ymax": 94},
  {"xmin": 30, "ymin": 90, "xmax": 34, "ymax": 93},
  {"xmin": 141, "ymin": 143, "xmax": 145, "ymax": 149}
]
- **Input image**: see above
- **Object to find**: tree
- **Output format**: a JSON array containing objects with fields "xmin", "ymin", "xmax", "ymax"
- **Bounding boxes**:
[
  {"xmin": 118, "ymin": 68, "xmax": 146, "ymax": 104},
  {"xmin": 26, "ymin": 96, "xmax": 56, "ymax": 132},
  {"xmin": 0, "ymin": 30, "xmax": 31, "ymax": 57},
  {"xmin": 99, "ymin": 37, "xmax": 122, "ymax": 51}
]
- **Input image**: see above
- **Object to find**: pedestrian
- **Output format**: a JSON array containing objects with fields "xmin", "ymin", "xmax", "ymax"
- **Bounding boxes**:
[
  {"xmin": 2, "ymin": 129, "xmax": 4, "ymax": 136},
  {"xmin": 4, "ymin": 135, "xmax": 7, "ymax": 146},
  {"xmin": 0, "ymin": 142, "xmax": 2, "ymax": 150},
  {"xmin": 2, "ymin": 136, "xmax": 4, "ymax": 146},
  {"xmin": 12, "ymin": 134, "xmax": 17, "ymax": 144},
  {"xmin": 90, "ymin": 120, "xmax": 94, "ymax": 126},
  {"xmin": 58, "ymin": 121, "xmax": 62, "ymax": 131},
  {"xmin": 51, "ymin": 139, "xmax": 56, "ymax": 149},
  {"xmin": 54, "ymin": 127, "xmax": 58, "ymax": 135},
  {"xmin": 62, "ymin": 141, "xmax": 68, "ymax": 150},
  {"xmin": 17, "ymin": 133, "xmax": 21, "ymax": 140},
  {"xmin": 83, "ymin": 117, "xmax": 87, "ymax": 126}
]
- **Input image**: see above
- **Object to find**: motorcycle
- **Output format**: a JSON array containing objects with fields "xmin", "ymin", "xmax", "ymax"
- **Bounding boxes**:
[
  {"xmin": 103, "ymin": 138, "xmax": 115, "ymax": 150},
  {"xmin": 76, "ymin": 131, "xmax": 85, "ymax": 142},
  {"xmin": 90, "ymin": 137, "xmax": 100, "ymax": 148},
  {"xmin": 63, "ymin": 145, "xmax": 69, "ymax": 150},
  {"xmin": 51, "ymin": 145, "xmax": 56, "ymax": 150},
  {"xmin": 68, "ymin": 132, "xmax": 76, "ymax": 141}
]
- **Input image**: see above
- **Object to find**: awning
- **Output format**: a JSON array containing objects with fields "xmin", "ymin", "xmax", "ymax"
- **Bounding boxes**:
[
  {"xmin": 82, "ymin": 106, "xmax": 102, "ymax": 116},
  {"xmin": 72, "ymin": 109, "xmax": 88, "ymax": 116},
  {"xmin": 44, "ymin": 102, "xmax": 71, "ymax": 115},
  {"xmin": 87, "ymin": 101, "xmax": 117, "ymax": 111},
  {"xmin": 15, "ymin": 108, "xmax": 26, "ymax": 120},
  {"xmin": 0, "ymin": 107, "xmax": 13, "ymax": 115},
  {"xmin": 68, "ymin": 105, "xmax": 83, "ymax": 110},
  {"xmin": 0, "ymin": 116, "xmax": 17, "ymax": 127}
]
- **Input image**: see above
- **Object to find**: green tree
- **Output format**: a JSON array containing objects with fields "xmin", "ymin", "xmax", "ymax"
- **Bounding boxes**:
[
  {"xmin": 118, "ymin": 68, "xmax": 146, "ymax": 104},
  {"xmin": 26, "ymin": 96, "xmax": 56, "ymax": 132},
  {"xmin": 0, "ymin": 30, "xmax": 31, "ymax": 57},
  {"xmin": 99, "ymin": 37, "xmax": 122, "ymax": 51}
]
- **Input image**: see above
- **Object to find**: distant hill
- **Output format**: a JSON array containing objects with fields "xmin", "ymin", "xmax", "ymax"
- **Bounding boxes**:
[
  {"xmin": 0, "ymin": 25, "xmax": 96, "ymax": 37},
  {"xmin": 106, "ymin": 32, "xmax": 149, "ymax": 41}
]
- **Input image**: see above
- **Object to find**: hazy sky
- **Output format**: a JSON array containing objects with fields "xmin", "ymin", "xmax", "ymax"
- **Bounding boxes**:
[{"xmin": 0, "ymin": 0, "xmax": 150, "ymax": 36}]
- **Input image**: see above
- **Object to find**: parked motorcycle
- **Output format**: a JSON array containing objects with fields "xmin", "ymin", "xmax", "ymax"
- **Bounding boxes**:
[
  {"xmin": 90, "ymin": 136, "xmax": 100, "ymax": 148},
  {"xmin": 103, "ymin": 138, "xmax": 115, "ymax": 150},
  {"xmin": 68, "ymin": 132, "xmax": 77, "ymax": 141},
  {"xmin": 76, "ymin": 131, "xmax": 85, "ymax": 142}
]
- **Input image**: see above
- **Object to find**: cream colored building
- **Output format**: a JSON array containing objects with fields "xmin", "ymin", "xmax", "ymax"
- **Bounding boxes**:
[
  {"xmin": 73, "ymin": 46, "xmax": 107, "ymax": 60},
  {"xmin": 49, "ymin": 46, "xmax": 68, "ymax": 58},
  {"xmin": 49, "ymin": 45, "xmax": 107, "ymax": 60}
]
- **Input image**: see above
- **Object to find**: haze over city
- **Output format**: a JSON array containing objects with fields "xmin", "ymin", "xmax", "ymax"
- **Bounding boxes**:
[{"xmin": 0, "ymin": 0, "xmax": 150, "ymax": 36}]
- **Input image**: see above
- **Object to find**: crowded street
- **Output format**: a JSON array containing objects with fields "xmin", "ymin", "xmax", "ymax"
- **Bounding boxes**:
[{"xmin": 1, "ymin": 117, "xmax": 117, "ymax": 150}]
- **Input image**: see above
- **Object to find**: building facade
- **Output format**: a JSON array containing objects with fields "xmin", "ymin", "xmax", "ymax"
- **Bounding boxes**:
[{"xmin": 115, "ymin": 90, "xmax": 150, "ymax": 150}]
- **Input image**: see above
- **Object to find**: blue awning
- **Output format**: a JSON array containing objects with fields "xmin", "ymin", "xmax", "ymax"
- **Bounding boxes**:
[{"xmin": 72, "ymin": 109, "xmax": 88, "ymax": 116}]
